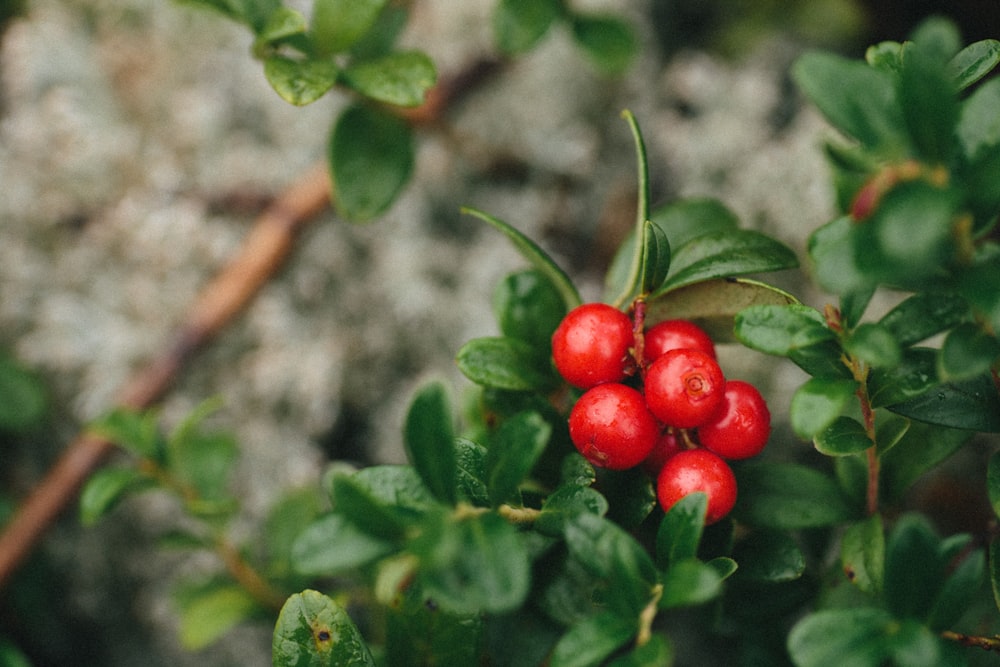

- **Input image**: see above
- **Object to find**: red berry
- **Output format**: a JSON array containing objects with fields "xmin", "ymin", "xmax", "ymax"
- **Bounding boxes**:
[
  {"xmin": 643, "ymin": 319, "xmax": 716, "ymax": 363},
  {"xmin": 551, "ymin": 303, "xmax": 633, "ymax": 389},
  {"xmin": 642, "ymin": 429, "xmax": 684, "ymax": 476},
  {"xmin": 698, "ymin": 380, "xmax": 771, "ymax": 460},
  {"xmin": 644, "ymin": 348, "xmax": 725, "ymax": 428},
  {"xmin": 568, "ymin": 383, "xmax": 659, "ymax": 470},
  {"xmin": 656, "ymin": 449, "xmax": 737, "ymax": 524}
]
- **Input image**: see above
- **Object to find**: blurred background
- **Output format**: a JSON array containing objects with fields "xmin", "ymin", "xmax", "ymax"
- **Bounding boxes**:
[{"xmin": 1, "ymin": 1, "xmax": 997, "ymax": 664}]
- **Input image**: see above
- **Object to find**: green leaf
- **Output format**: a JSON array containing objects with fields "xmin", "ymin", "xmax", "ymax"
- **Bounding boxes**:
[
  {"xmin": 733, "ymin": 461, "xmax": 854, "ymax": 529},
  {"xmin": 883, "ymin": 514, "xmax": 943, "ymax": 620},
  {"xmin": 646, "ymin": 278, "xmax": 798, "ymax": 344},
  {"xmin": 403, "ymin": 382, "xmax": 457, "ymax": 506},
  {"xmin": 787, "ymin": 607, "xmax": 898, "ymax": 667},
  {"xmin": 899, "ymin": 37, "xmax": 960, "ymax": 163},
  {"xmin": 988, "ymin": 450, "xmax": 1000, "ymax": 519},
  {"xmin": 607, "ymin": 633, "xmax": 673, "ymax": 667},
  {"xmin": 89, "ymin": 407, "xmax": 161, "ymax": 459},
  {"xmin": 878, "ymin": 291, "xmax": 970, "ymax": 347},
  {"xmin": 486, "ymin": 411, "xmax": 550, "ymax": 506},
  {"xmin": 656, "ymin": 230, "xmax": 798, "ymax": 294},
  {"xmin": 79, "ymin": 467, "xmax": 152, "ymax": 526},
  {"xmin": 655, "ymin": 492, "xmax": 707, "ymax": 569},
  {"xmin": 253, "ymin": 7, "xmax": 307, "ymax": 51},
  {"xmin": 938, "ymin": 323, "xmax": 999, "ymax": 382},
  {"xmin": 659, "ymin": 558, "xmax": 724, "ymax": 608},
  {"xmin": 733, "ymin": 304, "xmax": 833, "ymax": 356},
  {"xmin": 330, "ymin": 472, "xmax": 416, "ymax": 540},
  {"xmin": 841, "ymin": 513, "xmax": 885, "ymax": 594},
  {"xmin": 608, "ymin": 109, "xmax": 654, "ymax": 307},
  {"xmin": 493, "ymin": 0, "xmax": 561, "ymax": 54},
  {"xmin": 455, "ymin": 438, "xmax": 490, "ymax": 506},
  {"xmin": 169, "ymin": 429, "xmax": 238, "ymax": 507},
  {"xmin": 263, "ymin": 56, "xmax": 338, "ymax": 106},
  {"xmin": 414, "ymin": 510, "xmax": 530, "ymax": 615},
  {"xmin": 178, "ymin": 584, "xmax": 262, "ymax": 651},
  {"xmin": 808, "ymin": 215, "xmax": 873, "ymax": 296},
  {"xmin": 0, "ymin": 354, "xmax": 47, "ymax": 432},
  {"xmin": 291, "ymin": 513, "xmax": 395, "ymax": 576},
  {"xmin": 874, "ymin": 413, "xmax": 910, "ymax": 457},
  {"xmin": 886, "ymin": 372, "xmax": 1000, "ymax": 432},
  {"xmin": 639, "ymin": 220, "xmax": 671, "ymax": 296},
  {"xmin": 493, "ymin": 268, "xmax": 568, "ymax": 349},
  {"xmin": 564, "ymin": 512, "xmax": 657, "ymax": 615},
  {"xmin": 264, "ymin": 487, "xmax": 322, "ymax": 581},
  {"xmin": 790, "ymin": 378, "xmax": 858, "ymax": 440},
  {"xmin": 731, "ymin": 530, "xmax": 805, "ymax": 583},
  {"xmin": 844, "ymin": 322, "xmax": 901, "ymax": 369},
  {"xmin": 814, "ymin": 416, "xmax": 872, "ymax": 457},
  {"xmin": 548, "ymin": 610, "xmax": 637, "ymax": 667},
  {"xmin": 455, "ymin": 336, "xmax": 556, "ymax": 391},
  {"xmin": 867, "ymin": 347, "xmax": 937, "ymax": 408},
  {"xmin": 569, "ymin": 14, "xmax": 637, "ymax": 75},
  {"xmin": 536, "ymin": 484, "xmax": 608, "ymax": 536},
  {"xmin": 330, "ymin": 104, "xmax": 413, "ymax": 221},
  {"xmin": 462, "ymin": 207, "xmax": 581, "ymax": 310},
  {"xmin": 792, "ymin": 51, "xmax": 906, "ymax": 153},
  {"xmin": 879, "ymin": 421, "xmax": 972, "ymax": 501},
  {"xmin": 311, "ymin": 0, "xmax": 387, "ymax": 55},
  {"xmin": 950, "ymin": 39, "xmax": 1000, "ymax": 90},
  {"xmin": 384, "ymin": 583, "xmax": 484, "ymax": 667},
  {"xmin": 928, "ymin": 548, "xmax": 985, "ymax": 631},
  {"xmin": 650, "ymin": 198, "xmax": 740, "ymax": 250},
  {"xmin": 341, "ymin": 51, "xmax": 436, "ymax": 107},
  {"xmin": 959, "ymin": 78, "xmax": 1000, "ymax": 162},
  {"xmin": 272, "ymin": 589, "xmax": 376, "ymax": 667}
]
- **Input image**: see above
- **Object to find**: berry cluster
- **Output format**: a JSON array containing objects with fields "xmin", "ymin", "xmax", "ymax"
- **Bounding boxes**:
[{"xmin": 552, "ymin": 303, "xmax": 771, "ymax": 524}]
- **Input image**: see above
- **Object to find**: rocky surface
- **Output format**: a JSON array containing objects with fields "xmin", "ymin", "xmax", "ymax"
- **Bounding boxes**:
[{"xmin": 0, "ymin": 1, "xmax": 842, "ymax": 664}]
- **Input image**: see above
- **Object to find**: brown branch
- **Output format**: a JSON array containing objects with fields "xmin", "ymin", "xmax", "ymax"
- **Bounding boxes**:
[
  {"xmin": 0, "ymin": 163, "xmax": 331, "ymax": 589},
  {"xmin": 0, "ymin": 56, "xmax": 504, "ymax": 590}
]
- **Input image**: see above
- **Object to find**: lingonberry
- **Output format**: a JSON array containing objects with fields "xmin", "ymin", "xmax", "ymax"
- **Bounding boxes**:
[
  {"xmin": 698, "ymin": 380, "xmax": 771, "ymax": 460},
  {"xmin": 656, "ymin": 449, "xmax": 737, "ymax": 524},
  {"xmin": 568, "ymin": 383, "xmax": 659, "ymax": 470},
  {"xmin": 643, "ymin": 319, "xmax": 716, "ymax": 363},
  {"xmin": 551, "ymin": 303, "xmax": 633, "ymax": 389},
  {"xmin": 642, "ymin": 429, "xmax": 684, "ymax": 476},
  {"xmin": 644, "ymin": 348, "xmax": 725, "ymax": 429}
]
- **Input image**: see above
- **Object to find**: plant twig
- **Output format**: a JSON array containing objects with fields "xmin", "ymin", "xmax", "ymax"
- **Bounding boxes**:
[{"xmin": 0, "ymin": 163, "xmax": 331, "ymax": 589}]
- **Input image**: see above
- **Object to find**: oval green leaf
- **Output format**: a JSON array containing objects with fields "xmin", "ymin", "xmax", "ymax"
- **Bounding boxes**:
[
  {"xmin": 311, "ymin": 0, "xmax": 387, "ymax": 55},
  {"xmin": 733, "ymin": 462, "xmax": 855, "ymax": 529},
  {"xmin": 456, "ymin": 336, "xmax": 556, "ymax": 391},
  {"xmin": 272, "ymin": 590, "xmax": 376, "ymax": 667},
  {"xmin": 656, "ymin": 230, "xmax": 798, "ymax": 294},
  {"xmin": 291, "ymin": 513, "xmax": 394, "ymax": 576},
  {"xmin": 815, "ymin": 416, "xmax": 872, "ymax": 457},
  {"xmin": 403, "ymin": 381, "xmax": 457, "ymax": 505},
  {"xmin": 485, "ymin": 411, "xmax": 551, "ymax": 506},
  {"xmin": 790, "ymin": 378, "xmax": 858, "ymax": 440},
  {"xmin": 264, "ymin": 56, "xmax": 338, "ymax": 106},
  {"xmin": 342, "ymin": 51, "xmax": 436, "ymax": 107}
]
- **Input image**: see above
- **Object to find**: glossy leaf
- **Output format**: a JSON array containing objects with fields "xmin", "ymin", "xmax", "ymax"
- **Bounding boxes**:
[
  {"xmin": 548, "ymin": 610, "xmax": 636, "ymax": 667},
  {"xmin": 650, "ymin": 198, "xmax": 740, "ymax": 250},
  {"xmin": 404, "ymin": 381, "xmax": 457, "ymax": 505},
  {"xmin": 493, "ymin": 268, "xmax": 567, "ymax": 349},
  {"xmin": 535, "ymin": 484, "xmax": 608, "ymax": 537},
  {"xmin": 455, "ymin": 438, "xmax": 490, "ymax": 506},
  {"xmin": 329, "ymin": 473, "xmax": 412, "ymax": 540},
  {"xmin": 272, "ymin": 590, "xmax": 375, "ymax": 667},
  {"xmin": 841, "ymin": 513, "xmax": 885, "ymax": 594},
  {"xmin": 486, "ymin": 411, "xmax": 550, "ymax": 506},
  {"xmin": 646, "ymin": 278, "xmax": 798, "ymax": 344},
  {"xmin": 792, "ymin": 51, "xmax": 906, "ymax": 153},
  {"xmin": 790, "ymin": 378, "xmax": 858, "ymax": 440},
  {"xmin": 607, "ymin": 109, "xmax": 653, "ymax": 307},
  {"xmin": 291, "ymin": 513, "xmax": 394, "ymax": 576},
  {"xmin": 814, "ymin": 416, "xmax": 871, "ymax": 457},
  {"xmin": 178, "ymin": 584, "xmax": 261, "ymax": 650},
  {"xmin": 311, "ymin": 0, "xmax": 387, "ymax": 55},
  {"xmin": 330, "ymin": 104, "xmax": 413, "ymax": 221},
  {"xmin": 655, "ymin": 492, "xmax": 707, "ymax": 569},
  {"xmin": 887, "ymin": 372, "xmax": 1000, "ymax": 432},
  {"xmin": 731, "ymin": 530, "xmax": 805, "ymax": 583},
  {"xmin": 878, "ymin": 291, "xmax": 970, "ymax": 347},
  {"xmin": 639, "ymin": 219, "xmax": 671, "ymax": 296},
  {"xmin": 656, "ymin": 230, "xmax": 798, "ymax": 294},
  {"xmin": 0, "ymin": 355, "xmax": 47, "ymax": 432},
  {"xmin": 349, "ymin": 464, "xmax": 437, "ymax": 512},
  {"xmin": 938, "ymin": 322, "xmax": 999, "ymax": 382},
  {"xmin": 787, "ymin": 607, "xmax": 900, "ymax": 667},
  {"xmin": 874, "ymin": 413, "xmax": 910, "ymax": 457},
  {"xmin": 733, "ymin": 304, "xmax": 833, "ymax": 356},
  {"xmin": 341, "ymin": 51, "xmax": 436, "ymax": 107},
  {"xmin": 264, "ymin": 56, "xmax": 338, "ymax": 106},
  {"xmin": 569, "ymin": 14, "xmax": 637, "ymax": 75},
  {"xmin": 414, "ymin": 511, "xmax": 530, "ymax": 615},
  {"xmin": 733, "ymin": 462, "xmax": 854, "ymax": 529},
  {"xmin": 462, "ymin": 207, "xmax": 581, "ymax": 310},
  {"xmin": 844, "ymin": 322, "xmax": 901, "ymax": 369},
  {"xmin": 455, "ymin": 336, "xmax": 555, "ymax": 391},
  {"xmin": 493, "ymin": 0, "xmax": 560, "ymax": 54},
  {"xmin": 867, "ymin": 347, "xmax": 937, "ymax": 408},
  {"xmin": 950, "ymin": 39, "xmax": 1000, "ymax": 90},
  {"xmin": 79, "ymin": 467, "xmax": 152, "ymax": 526},
  {"xmin": 879, "ymin": 421, "xmax": 972, "ymax": 500},
  {"xmin": 659, "ymin": 558, "xmax": 723, "ymax": 608}
]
